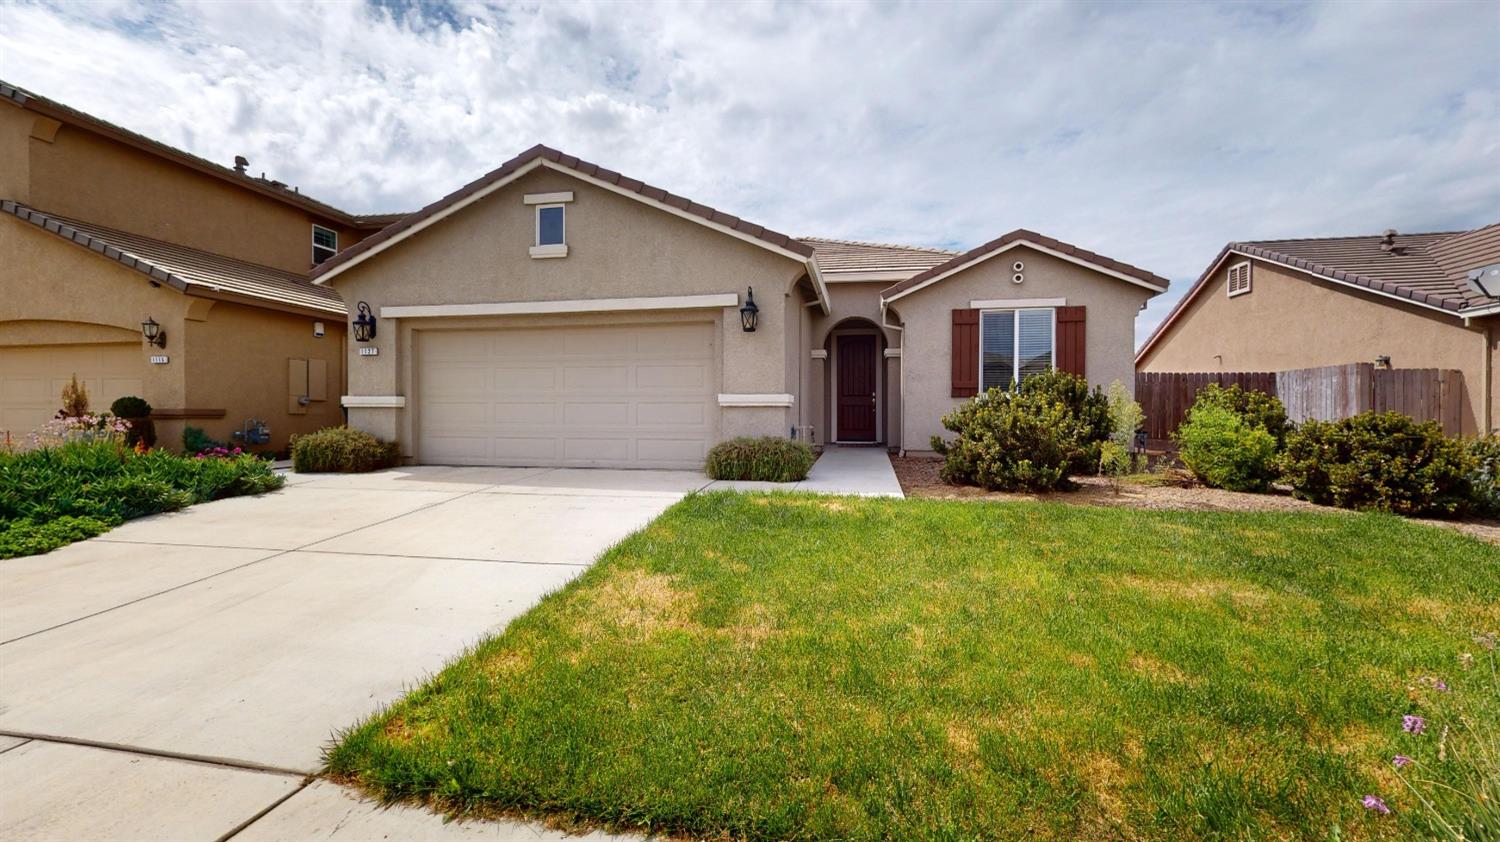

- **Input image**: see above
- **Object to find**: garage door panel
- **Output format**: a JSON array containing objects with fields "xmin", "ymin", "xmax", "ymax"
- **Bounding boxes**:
[
  {"xmin": 417, "ymin": 323, "xmax": 718, "ymax": 469},
  {"xmin": 0, "ymin": 344, "xmax": 144, "ymax": 438}
]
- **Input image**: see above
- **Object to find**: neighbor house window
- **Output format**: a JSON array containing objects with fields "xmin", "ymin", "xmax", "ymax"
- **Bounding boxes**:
[
  {"xmin": 980, "ymin": 308, "xmax": 1055, "ymax": 391},
  {"xmin": 1227, "ymin": 261, "xmax": 1252, "ymax": 297},
  {"xmin": 312, "ymin": 225, "xmax": 337, "ymax": 265},
  {"xmin": 527, "ymin": 205, "xmax": 567, "ymax": 258}
]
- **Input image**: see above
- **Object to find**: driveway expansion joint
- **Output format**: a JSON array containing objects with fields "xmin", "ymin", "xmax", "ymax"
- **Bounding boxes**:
[{"xmin": 0, "ymin": 730, "xmax": 313, "ymax": 777}]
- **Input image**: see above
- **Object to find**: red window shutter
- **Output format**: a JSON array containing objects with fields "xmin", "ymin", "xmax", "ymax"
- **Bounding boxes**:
[
  {"xmin": 1056, "ymin": 306, "xmax": 1086, "ymax": 377},
  {"xmin": 951, "ymin": 308, "xmax": 980, "ymax": 397}
]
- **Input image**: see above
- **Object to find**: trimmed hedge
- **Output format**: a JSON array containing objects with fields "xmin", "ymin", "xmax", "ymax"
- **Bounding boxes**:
[
  {"xmin": 1174, "ymin": 404, "xmax": 1280, "ymax": 492},
  {"xmin": 705, "ymin": 437, "xmax": 815, "ymax": 483},
  {"xmin": 1277, "ymin": 412, "xmax": 1477, "ymax": 517},
  {"xmin": 0, "ymin": 440, "xmax": 284, "ymax": 558},
  {"xmin": 291, "ymin": 426, "xmax": 402, "ymax": 473}
]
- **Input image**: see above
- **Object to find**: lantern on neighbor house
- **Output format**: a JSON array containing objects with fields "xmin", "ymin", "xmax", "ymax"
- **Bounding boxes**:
[
  {"xmin": 352, "ymin": 301, "xmax": 377, "ymax": 342},
  {"xmin": 739, "ymin": 287, "xmax": 759, "ymax": 332}
]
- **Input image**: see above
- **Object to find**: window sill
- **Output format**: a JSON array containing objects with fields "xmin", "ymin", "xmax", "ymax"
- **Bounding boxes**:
[{"xmin": 529, "ymin": 244, "xmax": 568, "ymax": 259}]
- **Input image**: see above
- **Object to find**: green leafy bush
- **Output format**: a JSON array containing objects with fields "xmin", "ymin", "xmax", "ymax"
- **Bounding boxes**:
[
  {"xmin": 0, "ymin": 440, "xmax": 284, "ymax": 558},
  {"xmin": 290, "ymin": 426, "xmax": 401, "ymax": 473},
  {"xmin": 109, "ymin": 396, "xmax": 152, "ymax": 418},
  {"xmin": 1174, "ymin": 404, "xmax": 1279, "ymax": 492},
  {"xmin": 1463, "ymin": 435, "xmax": 1500, "ymax": 518},
  {"xmin": 705, "ymin": 437, "xmax": 816, "ymax": 483},
  {"xmin": 1277, "ymin": 412, "xmax": 1477, "ymax": 516},
  {"xmin": 932, "ymin": 371, "xmax": 1110, "ymax": 492},
  {"xmin": 182, "ymin": 426, "xmax": 225, "ymax": 455},
  {"xmin": 1192, "ymin": 383, "xmax": 1291, "ymax": 445}
]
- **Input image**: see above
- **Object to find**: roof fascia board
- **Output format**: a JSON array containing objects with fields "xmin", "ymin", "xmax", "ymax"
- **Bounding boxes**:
[
  {"xmin": 883, "ymin": 239, "xmax": 1165, "ymax": 305},
  {"xmin": 824, "ymin": 269, "xmax": 920, "ymax": 283},
  {"xmin": 185, "ymin": 287, "xmax": 343, "ymax": 319},
  {"xmin": 312, "ymin": 157, "xmax": 545, "ymax": 285}
]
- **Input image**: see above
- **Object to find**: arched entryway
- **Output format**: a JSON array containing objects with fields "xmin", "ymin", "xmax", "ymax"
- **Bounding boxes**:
[{"xmin": 822, "ymin": 317, "xmax": 888, "ymax": 444}]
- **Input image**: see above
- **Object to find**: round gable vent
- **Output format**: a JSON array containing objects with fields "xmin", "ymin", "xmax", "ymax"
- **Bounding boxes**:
[
  {"xmin": 1012, "ymin": 261, "xmax": 1025, "ymax": 272},
  {"xmin": 1012, "ymin": 273, "xmax": 1025, "ymax": 284}
]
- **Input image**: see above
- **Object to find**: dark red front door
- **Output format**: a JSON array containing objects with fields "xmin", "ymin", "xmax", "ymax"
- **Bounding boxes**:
[{"xmin": 836, "ymin": 334, "xmax": 877, "ymax": 442}]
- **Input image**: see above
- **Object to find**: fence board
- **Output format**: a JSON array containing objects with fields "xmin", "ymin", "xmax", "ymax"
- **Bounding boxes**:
[{"xmin": 1136, "ymin": 364, "xmax": 1464, "ymax": 441}]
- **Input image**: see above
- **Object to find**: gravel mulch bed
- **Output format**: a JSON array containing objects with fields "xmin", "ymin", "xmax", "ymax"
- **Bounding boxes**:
[{"xmin": 891, "ymin": 455, "xmax": 1500, "ymax": 545}]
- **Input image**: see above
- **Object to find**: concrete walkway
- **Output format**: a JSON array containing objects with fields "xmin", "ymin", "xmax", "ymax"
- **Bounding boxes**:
[{"xmin": 0, "ymin": 455, "xmax": 898, "ymax": 841}]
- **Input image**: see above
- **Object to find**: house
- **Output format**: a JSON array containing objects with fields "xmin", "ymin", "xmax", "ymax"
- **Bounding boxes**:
[
  {"xmin": 312, "ymin": 145, "xmax": 1169, "ymax": 468},
  {"xmin": 0, "ymin": 81, "xmax": 398, "ymax": 451},
  {"xmin": 1136, "ymin": 225, "xmax": 1500, "ymax": 436}
]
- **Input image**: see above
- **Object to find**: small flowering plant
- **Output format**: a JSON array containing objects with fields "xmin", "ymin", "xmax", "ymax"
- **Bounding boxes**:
[
  {"xmin": 1363, "ymin": 640, "xmax": 1499, "ymax": 840},
  {"xmin": 26, "ymin": 414, "xmax": 130, "ymax": 450},
  {"xmin": 194, "ymin": 446, "xmax": 245, "ymax": 460}
]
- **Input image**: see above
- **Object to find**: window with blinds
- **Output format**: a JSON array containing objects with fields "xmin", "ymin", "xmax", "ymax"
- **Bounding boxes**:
[
  {"xmin": 1228, "ymin": 261, "xmax": 1252, "ymax": 297},
  {"xmin": 980, "ymin": 309, "xmax": 1055, "ymax": 391}
]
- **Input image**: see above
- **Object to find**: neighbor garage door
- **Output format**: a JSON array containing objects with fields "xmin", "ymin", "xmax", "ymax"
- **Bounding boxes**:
[
  {"xmin": 416, "ymin": 322, "xmax": 718, "ymax": 468},
  {"xmin": 0, "ymin": 343, "xmax": 146, "ymax": 438}
]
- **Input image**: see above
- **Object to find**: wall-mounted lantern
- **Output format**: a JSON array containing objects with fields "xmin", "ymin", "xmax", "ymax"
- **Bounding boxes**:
[
  {"xmin": 140, "ymin": 317, "xmax": 166, "ymax": 348},
  {"xmin": 739, "ymin": 287, "xmax": 759, "ymax": 332},
  {"xmin": 352, "ymin": 301, "xmax": 377, "ymax": 342}
]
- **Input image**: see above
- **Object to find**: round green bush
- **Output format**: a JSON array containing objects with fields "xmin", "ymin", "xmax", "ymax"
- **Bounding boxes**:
[
  {"xmin": 290, "ymin": 426, "xmax": 402, "ymax": 473},
  {"xmin": 1174, "ymin": 404, "xmax": 1279, "ymax": 492},
  {"xmin": 1191, "ymin": 384, "xmax": 1290, "ymax": 444},
  {"xmin": 109, "ymin": 396, "xmax": 152, "ymax": 419},
  {"xmin": 1277, "ymin": 412, "xmax": 1477, "ymax": 516},
  {"xmin": 705, "ymin": 437, "xmax": 815, "ymax": 483},
  {"xmin": 1467, "ymin": 435, "xmax": 1500, "ymax": 517}
]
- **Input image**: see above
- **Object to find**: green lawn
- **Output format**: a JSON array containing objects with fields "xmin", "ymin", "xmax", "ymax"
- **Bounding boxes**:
[{"xmin": 329, "ymin": 494, "xmax": 1499, "ymax": 841}]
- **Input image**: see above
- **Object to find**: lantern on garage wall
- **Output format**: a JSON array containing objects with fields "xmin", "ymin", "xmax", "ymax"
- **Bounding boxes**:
[
  {"xmin": 739, "ymin": 287, "xmax": 759, "ymax": 332},
  {"xmin": 140, "ymin": 317, "xmax": 166, "ymax": 348}
]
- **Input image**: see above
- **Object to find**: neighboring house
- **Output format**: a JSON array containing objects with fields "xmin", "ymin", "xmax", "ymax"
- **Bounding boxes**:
[
  {"xmin": 0, "ymin": 82, "xmax": 397, "ymax": 450},
  {"xmin": 312, "ymin": 145, "xmax": 1169, "ymax": 468},
  {"xmin": 1136, "ymin": 225, "xmax": 1500, "ymax": 436}
]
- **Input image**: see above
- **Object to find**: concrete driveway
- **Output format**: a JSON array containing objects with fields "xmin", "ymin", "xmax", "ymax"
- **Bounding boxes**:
[{"xmin": 0, "ymin": 466, "xmax": 716, "ymax": 842}]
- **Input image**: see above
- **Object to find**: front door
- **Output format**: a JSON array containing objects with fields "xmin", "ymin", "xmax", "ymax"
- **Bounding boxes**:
[{"xmin": 836, "ymin": 334, "xmax": 877, "ymax": 442}]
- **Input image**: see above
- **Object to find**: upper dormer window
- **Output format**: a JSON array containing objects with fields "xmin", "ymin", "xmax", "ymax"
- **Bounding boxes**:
[
  {"xmin": 312, "ymin": 225, "xmax": 338, "ymax": 265},
  {"xmin": 1227, "ymin": 261, "xmax": 1251, "ymax": 297},
  {"xmin": 524, "ymin": 191, "xmax": 573, "ymax": 258}
]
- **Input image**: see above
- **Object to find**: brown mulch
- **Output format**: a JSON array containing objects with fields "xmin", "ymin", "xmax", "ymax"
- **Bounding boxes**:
[{"xmin": 890, "ymin": 455, "xmax": 1500, "ymax": 546}]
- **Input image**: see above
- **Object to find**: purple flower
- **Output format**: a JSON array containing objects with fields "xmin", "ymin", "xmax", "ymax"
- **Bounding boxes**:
[
  {"xmin": 1434, "ymin": 679, "xmax": 1448, "ymax": 692},
  {"xmin": 1402, "ymin": 715, "xmax": 1426, "ymax": 734},
  {"xmin": 1393, "ymin": 755, "xmax": 1413, "ymax": 768},
  {"xmin": 1362, "ymin": 795, "xmax": 1391, "ymax": 814}
]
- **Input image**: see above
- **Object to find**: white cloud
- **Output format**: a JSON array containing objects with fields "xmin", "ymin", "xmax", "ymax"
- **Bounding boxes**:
[{"xmin": 2, "ymin": 0, "xmax": 1497, "ymax": 345}]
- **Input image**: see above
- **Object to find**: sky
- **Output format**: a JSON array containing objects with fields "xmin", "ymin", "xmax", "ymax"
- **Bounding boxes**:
[{"xmin": 2, "ymin": 0, "xmax": 1497, "ymax": 346}]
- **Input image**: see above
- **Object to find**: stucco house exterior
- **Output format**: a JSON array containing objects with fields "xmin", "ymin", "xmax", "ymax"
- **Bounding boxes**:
[
  {"xmin": 312, "ymin": 145, "xmax": 1169, "ymax": 468},
  {"xmin": 0, "ymin": 82, "xmax": 396, "ymax": 450},
  {"xmin": 1136, "ymin": 225, "xmax": 1500, "ymax": 436}
]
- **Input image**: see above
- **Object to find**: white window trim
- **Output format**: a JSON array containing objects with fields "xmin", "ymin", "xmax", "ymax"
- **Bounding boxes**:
[
  {"xmin": 523, "ymin": 191, "xmax": 574, "ymax": 205},
  {"xmin": 312, "ymin": 224, "xmax": 337, "ymax": 265},
  {"xmin": 532, "ymin": 203, "xmax": 567, "ymax": 258},
  {"xmin": 969, "ymin": 297, "xmax": 1066, "ymax": 309},
  {"xmin": 978, "ymin": 307, "xmax": 1057, "ymax": 391},
  {"xmin": 717, "ymin": 393, "xmax": 795, "ymax": 407},
  {"xmin": 1227, "ymin": 261, "xmax": 1252, "ymax": 297}
]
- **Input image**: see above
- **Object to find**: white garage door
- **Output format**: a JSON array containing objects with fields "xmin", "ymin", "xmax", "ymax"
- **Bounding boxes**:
[
  {"xmin": 0, "ymin": 343, "xmax": 146, "ymax": 439},
  {"xmin": 417, "ymin": 322, "xmax": 718, "ymax": 469}
]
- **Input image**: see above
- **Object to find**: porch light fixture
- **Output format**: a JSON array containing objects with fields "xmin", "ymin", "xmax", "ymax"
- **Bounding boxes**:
[
  {"xmin": 352, "ymin": 301, "xmax": 377, "ymax": 342},
  {"xmin": 140, "ymin": 317, "xmax": 166, "ymax": 348},
  {"xmin": 739, "ymin": 287, "xmax": 759, "ymax": 332}
]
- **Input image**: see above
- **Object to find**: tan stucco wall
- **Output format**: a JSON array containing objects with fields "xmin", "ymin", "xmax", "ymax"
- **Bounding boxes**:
[
  {"xmin": 183, "ymin": 300, "xmax": 346, "ymax": 452},
  {"xmin": 327, "ymin": 168, "xmax": 807, "ymax": 458},
  {"xmin": 1137, "ymin": 257, "xmax": 1496, "ymax": 435},
  {"xmin": 2, "ymin": 215, "xmax": 347, "ymax": 451},
  {"xmin": 895, "ymin": 246, "xmax": 1155, "ymax": 454},
  {"xmin": 11, "ymin": 114, "xmax": 362, "ymax": 274}
]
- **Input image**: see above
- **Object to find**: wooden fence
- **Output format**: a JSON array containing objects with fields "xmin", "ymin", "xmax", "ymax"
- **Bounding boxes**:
[{"xmin": 1136, "ymin": 363, "xmax": 1464, "ymax": 443}]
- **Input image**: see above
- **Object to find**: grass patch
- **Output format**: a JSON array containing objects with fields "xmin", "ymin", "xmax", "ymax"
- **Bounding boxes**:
[{"xmin": 329, "ymin": 494, "xmax": 1499, "ymax": 840}]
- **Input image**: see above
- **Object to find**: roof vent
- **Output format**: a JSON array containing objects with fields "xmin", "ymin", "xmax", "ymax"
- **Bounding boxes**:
[
  {"xmin": 233, "ymin": 155, "xmax": 248, "ymax": 174},
  {"xmin": 1379, "ymin": 229, "xmax": 1405, "ymax": 255}
]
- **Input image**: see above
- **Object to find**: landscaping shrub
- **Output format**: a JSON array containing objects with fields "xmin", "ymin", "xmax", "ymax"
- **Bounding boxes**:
[
  {"xmin": 1174, "ymin": 404, "xmax": 1279, "ymax": 492},
  {"xmin": 932, "ymin": 371, "xmax": 1110, "ymax": 492},
  {"xmin": 109, "ymin": 396, "xmax": 156, "ymax": 449},
  {"xmin": 704, "ymin": 436, "xmax": 815, "ymax": 483},
  {"xmin": 290, "ymin": 426, "xmax": 401, "ymax": 473},
  {"xmin": 1464, "ymin": 435, "xmax": 1500, "ymax": 518},
  {"xmin": 1191, "ymin": 383, "xmax": 1292, "ymax": 445},
  {"xmin": 1277, "ymin": 412, "xmax": 1477, "ymax": 516},
  {"xmin": 182, "ymin": 425, "xmax": 225, "ymax": 455},
  {"xmin": 0, "ymin": 439, "xmax": 283, "ymax": 558}
]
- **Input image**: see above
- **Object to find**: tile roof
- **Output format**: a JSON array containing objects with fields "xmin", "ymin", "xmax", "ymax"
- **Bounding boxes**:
[
  {"xmin": 800, "ymin": 237, "xmax": 960, "ymax": 274},
  {"xmin": 311, "ymin": 144, "xmax": 816, "ymax": 282},
  {"xmin": 1232, "ymin": 226, "xmax": 1500, "ymax": 312},
  {"xmin": 1135, "ymin": 222, "xmax": 1500, "ymax": 362},
  {"xmin": 2, "ymin": 201, "xmax": 344, "ymax": 316},
  {"xmin": 1, "ymin": 80, "xmax": 395, "ymax": 229},
  {"xmin": 882, "ymin": 229, "xmax": 1171, "ymax": 300}
]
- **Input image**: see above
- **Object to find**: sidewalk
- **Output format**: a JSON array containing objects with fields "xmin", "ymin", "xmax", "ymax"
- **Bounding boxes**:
[{"xmin": 702, "ymin": 445, "xmax": 904, "ymax": 498}]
